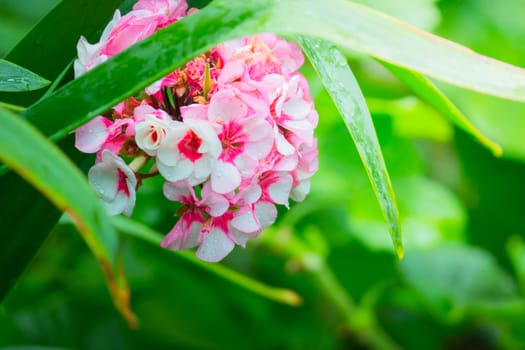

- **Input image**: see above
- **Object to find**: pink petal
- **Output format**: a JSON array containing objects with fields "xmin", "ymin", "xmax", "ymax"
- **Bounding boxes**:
[
  {"xmin": 208, "ymin": 90, "xmax": 247, "ymax": 122},
  {"xmin": 200, "ymin": 185, "xmax": 229, "ymax": 217},
  {"xmin": 163, "ymin": 181, "xmax": 195, "ymax": 203},
  {"xmin": 181, "ymin": 104, "xmax": 209, "ymax": 121},
  {"xmin": 218, "ymin": 61, "xmax": 245, "ymax": 85}
]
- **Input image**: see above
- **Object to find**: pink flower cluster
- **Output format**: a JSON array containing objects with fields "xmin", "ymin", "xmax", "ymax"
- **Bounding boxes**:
[{"xmin": 74, "ymin": 0, "xmax": 318, "ymax": 262}]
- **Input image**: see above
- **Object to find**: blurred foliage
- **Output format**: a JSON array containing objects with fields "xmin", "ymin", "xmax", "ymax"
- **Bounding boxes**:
[{"xmin": 1, "ymin": 0, "xmax": 525, "ymax": 349}]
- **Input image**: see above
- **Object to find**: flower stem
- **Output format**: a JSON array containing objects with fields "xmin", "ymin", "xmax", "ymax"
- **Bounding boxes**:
[{"xmin": 128, "ymin": 154, "xmax": 149, "ymax": 172}]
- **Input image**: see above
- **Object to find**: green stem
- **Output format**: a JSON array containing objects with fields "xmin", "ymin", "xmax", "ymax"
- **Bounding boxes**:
[
  {"xmin": 0, "ymin": 101, "xmax": 25, "ymax": 113},
  {"xmin": 306, "ymin": 258, "xmax": 401, "ymax": 350}
]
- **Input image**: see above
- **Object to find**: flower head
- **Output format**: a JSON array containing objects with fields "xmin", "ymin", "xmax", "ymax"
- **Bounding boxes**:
[{"xmin": 73, "ymin": 0, "xmax": 319, "ymax": 262}]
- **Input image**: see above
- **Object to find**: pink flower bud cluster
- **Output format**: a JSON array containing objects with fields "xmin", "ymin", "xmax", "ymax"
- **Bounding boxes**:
[{"xmin": 74, "ymin": 0, "xmax": 318, "ymax": 262}]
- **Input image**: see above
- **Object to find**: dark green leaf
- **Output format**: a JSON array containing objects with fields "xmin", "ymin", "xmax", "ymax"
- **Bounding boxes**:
[{"xmin": 298, "ymin": 36, "xmax": 403, "ymax": 259}]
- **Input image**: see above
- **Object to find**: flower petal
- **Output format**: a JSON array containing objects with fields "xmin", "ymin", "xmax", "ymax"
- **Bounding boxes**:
[
  {"xmin": 211, "ymin": 160, "xmax": 241, "ymax": 194},
  {"xmin": 75, "ymin": 116, "xmax": 110, "ymax": 153},
  {"xmin": 196, "ymin": 228, "xmax": 235, "ymax": 262}
]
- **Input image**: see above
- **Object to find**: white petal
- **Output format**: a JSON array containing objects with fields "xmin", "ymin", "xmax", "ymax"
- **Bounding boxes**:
[
  {"xmin": 158, "ymin": 158, "xmax": 193, "ymax": 182},
  {"xmin": 236, "ymin": 184, "xmax": 262, "ymax": 205},
  {"xmin": 163, "ymin": 181, "xmax": 194, "ymax": 202},
  {"xmin": 88, "ymin": 162, "xmax": 118, "ymax": 202},
  {"xmin": 232, "ymin": 209, "xmax": 259, "ymax": 233},
  {"xmin": 291, "ymin": 179, "xmax": 311, "ymax": 202},
  {"xmin": 122, "ymin": 179, "xmax": 136, "ymax": 217},
  {"xmin": 106, "ymin": 191, "xmax": 129, "ymax": 216},
  {"xmin": 192, "ymin": 157, "xmax": 213, "ymax": 182},
  {"xmin": 201, "ymin": 193, "xmax": 229, "ymax": 217},
  {"xmin": 196, "ymin": 228, "xmax": 235, "ymax": 262},
  {"xmin": 229, "ymin": 228, "xmax": 258, "ymax": 247},
  {"xmin": 211, "ymin": 160, "xmax": 241, "ymax": 194},
  {"xmin": 282, "ymin": 97, "xmax": 311, "ymax": 119},
  {"xmin": 255, "ymin": 202, "xmax": 277, "ymax": 229},
  {"xmin": 75, "ymin": 117, "xmax": 109, "ymax": 153},
  {"xmin": 275, "ymin": 128, "xmax": 295, "ymax": 156},
  {"xmin": 268, "ymin": 173, "xmax": 293, "ymax": 207}
]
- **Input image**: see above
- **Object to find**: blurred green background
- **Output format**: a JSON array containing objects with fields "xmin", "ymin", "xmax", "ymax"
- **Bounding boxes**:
[{"xmin": 2, "ymin": 0, "xmax": 525, "ymax": 349}]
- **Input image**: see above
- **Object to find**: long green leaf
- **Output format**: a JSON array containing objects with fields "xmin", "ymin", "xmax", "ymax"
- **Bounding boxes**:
[
  {"xmin": 0, "ymin": 0, "xmax": 124, "ymax": 309},
  {"xmin": 22, "ymin": 0, "xmax": 525, "ymax": 143},
  {"xmin": 0, "ymin": 107, "xmax": 135, "ymax": 326},
  {"xmin": 0, "ymin": 59, "xmax": 50, "ymax": 92},
  {"xmin": 381, "ymin": 61, "xmax": 503, "ymax": 156},
  {"xmin": 298, "ymin": 36, "xmax": 403, "ymax": 259},
  {"xmin": 271, "ymin": 0, "xmax": 525, "ymax": 102},
  {"xmin": 112, "ymin": 216, "xmax": 302, "ymax": 306}
]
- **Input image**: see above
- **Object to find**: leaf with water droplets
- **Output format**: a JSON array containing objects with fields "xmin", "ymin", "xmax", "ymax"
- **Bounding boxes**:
[
  {"xmin": 298, "ymin": 36, "xmax": 403, "ymax": 259},
  {"xmin": 0, "ymin": 59, "xmax": 50, "ymax": 92}
]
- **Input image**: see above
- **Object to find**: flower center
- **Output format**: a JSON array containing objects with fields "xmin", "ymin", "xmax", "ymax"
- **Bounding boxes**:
[
  {"xmin": 219, "ymin": 121, "xmax": 244, "ymax": 162},
  {"xmin": 178, "ymin": 129, "xmax": 203, "ymax": 162}
]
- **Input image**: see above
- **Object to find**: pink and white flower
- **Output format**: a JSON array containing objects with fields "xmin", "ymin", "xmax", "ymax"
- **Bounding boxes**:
[
  {"xmin": 88, "ymin": 150, "xmax": 137, "ymax": 216},
  {"xmin": 160, "ymin": 181, "xmax": 229, "ymax": 251},
  {"xmin": 183, "ymin": 89, "xmax": 274, "ymax": 193},
  {"xmin": 74, "ymin": 0, "xmax": 188, "ymax": 77},
  {"xmin": 73, "ymin": 0, "xmax": 319, "ymax": 262},
  {"xmin": 156, "ymin": 119, "xmax": 221, "ymax": 185}
]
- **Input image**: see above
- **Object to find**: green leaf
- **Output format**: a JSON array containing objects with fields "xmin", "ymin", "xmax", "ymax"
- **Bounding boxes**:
[
  {"xmin": 112, "ymin": 216, "xmax": 302, "ymax": 307},
  {"xmin": 20, "ymin": 0, "xmax": 525, "ymax": 143},
  {"xmin": 297, "ymin": 36, "xmax": 403, "ymax": 259},
  {"xmin": 399, "ymin": 244, "xmax": 519, "ymax": 322},
  {"xmin": 0, "ymin": 0, "xmax": 124, "ymax": 309},
  {"xmin": 0, "ymin": 59, "xmax": 50, "ymax": 92},
  {"xmin": 0, "ymin": 109, "xmax": 134, "ymax": 325},
  {"xmin": 381, "ymin": 61, "xmax": 503, "ymax": 156},
  {"xmin": 271, "ymin": 0, "xmax": 525, "ymax": 102}
]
